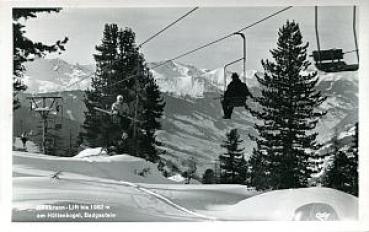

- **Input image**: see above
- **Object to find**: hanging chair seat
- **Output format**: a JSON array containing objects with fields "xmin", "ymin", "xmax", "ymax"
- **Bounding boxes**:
[
  {"xmin": 312, "ymin": 49, "xmax": 344, "ymax": 61},
  {"xmin": 312, "ymin": 49, "xmax": 359, "ymax": 73}
]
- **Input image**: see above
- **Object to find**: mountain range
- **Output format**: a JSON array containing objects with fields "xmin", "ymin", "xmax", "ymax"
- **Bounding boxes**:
[{"xmin": 14, "ymin": 58, "xmax": 358, "ymax": 173}]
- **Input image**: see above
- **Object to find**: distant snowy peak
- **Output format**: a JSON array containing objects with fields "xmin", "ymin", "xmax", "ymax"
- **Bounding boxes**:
[
  {"xmin": 149, "ymin": 61, "xmax": 206, "ymax": 98},
  {"xmin": 201, "ymin": 68, "xmax": 260, "ymax": 90},
  {"xmin": 23, "ymin": 58, "xmax": 94, "ymax": 93},
  {"xmin": 149, "ymin": 60, "xmax": 260, "ymax": 98},
  {"xmin": 149, "ymin": 60, "xmax": 205, "ymax": 78},
  {"xmin": 23, "ymin": 58, "xmax": 358, "ymax": 101}
]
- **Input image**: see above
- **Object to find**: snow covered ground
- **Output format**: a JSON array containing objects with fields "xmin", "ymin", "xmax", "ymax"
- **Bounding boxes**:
[{"xmin": 12, "ymin": 150, "xmax": 358, "ymax": 222}]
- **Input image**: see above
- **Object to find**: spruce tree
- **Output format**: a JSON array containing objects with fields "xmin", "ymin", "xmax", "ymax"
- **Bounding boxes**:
[
  {"xmin": 80, "ymin": 24, "xmax": 165, "ymax": 163},
  {"xmin": 348, "ymin": 123, "xmax": 358, "ymax": 196},
  {"xmin": 249, "ymin": 21, "xmax": 326, "ymax": 190},
  {"xmin": 81, "ymin": 24, "xmax": 120, "ymax": 148},
  {"xmin": 324, "ymin": 150, "xmax": 352, "ymax": 194},
  {"xmin": 219, "ymin": 129, "xmax": 246, "ymax": 184},
  {"xmin": 13, "ymin": 8, "xmax": 68, "ymax": 110},
  {"xmin": 202, "ymin": 169, "xmax": 216, "ymax": 184},
  {"xmin": 138, "ymin": 77, "xmax": 165, "ymax": 162},
  {"xmin": 325, "ymin": 124, "xmax": 358, "ymax": 196}
]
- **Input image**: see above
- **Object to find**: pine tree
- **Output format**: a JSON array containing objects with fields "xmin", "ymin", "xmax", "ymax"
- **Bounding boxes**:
[
  {"xmin": 202, "ymin": 169, "xmax": 216, "ymax": 184},
  {"xmin": 80, "ymin": 24, "xmax": 165, "ymax": 163},
  {"xmin": 13, "ymin": 8, "xmax": 68, "ymax": 110},
  {"xmin": 248, "ymin": 150, "xmax": 271, "ymax": 189},
  {"xmin": 219, "ymin": 129, "xmax": 247, "ymax": 184},
  {"xmin": 348, "ymin": 122, "xmax": 358, "ymax": 196},
  {"xmin": 325, "ymin": 124, "xmax": 358, "ymax": 196},
  {"xmin": 138, "ymin": 77, "xmax": 165, "ymax": 162},
  {"xmin": 81, "ymin": 24, "xmax": 120, "ymax": 148},
  {"xmin": 249, "ymin": 21, "xmax": 326, "ymax": 190},
  {"xmin": 324, "ymin": 148, "xmax": 352, "ymax": 194}
]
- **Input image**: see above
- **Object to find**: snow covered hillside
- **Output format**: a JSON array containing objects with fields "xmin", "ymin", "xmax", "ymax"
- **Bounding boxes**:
[
  {"xmin": 13, "ymin": 150, "xmax": 173, "ymax": 184},
  {"xmin": 13, "ymin": 151, "xmax": 357, "ymax": 221},
  {"xmin": 196, "ymin": 187, "xmax": 358, "ymax": 221}
]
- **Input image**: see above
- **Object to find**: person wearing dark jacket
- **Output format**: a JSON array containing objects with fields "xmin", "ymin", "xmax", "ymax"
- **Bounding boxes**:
[
  {"xmin": 221, "ymin": 73, "xmax": 252, "ymax": 119},
  {"xmin": 20, "ymin": 132, "xmax": 28, "ymax": 150}
]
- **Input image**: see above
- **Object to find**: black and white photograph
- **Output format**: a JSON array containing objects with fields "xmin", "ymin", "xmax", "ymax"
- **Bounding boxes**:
[{"xmin": 2, "ymin": 0, "xmax": 369, "ymax": 227}]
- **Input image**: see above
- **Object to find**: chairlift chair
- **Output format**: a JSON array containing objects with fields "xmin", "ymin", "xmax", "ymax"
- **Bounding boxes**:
[
  {"xmin": 94, "ymin": 95, "xmax": 121, "ymax": 125},
  {"xmin": 312, "ymin": 6, "xmax": 359, "ymax": 73},
  {"xmin": 312, "ymin": 49, "xmax": 358, "ymax": 72}
]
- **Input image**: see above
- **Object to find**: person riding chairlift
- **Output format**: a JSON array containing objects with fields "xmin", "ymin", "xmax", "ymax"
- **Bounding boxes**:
[
  {"xmin": 221, "ymin": 72, "xmax": 252, "ymax": 119},
  {"xmin": 112, "ymin": 95, "xmax": 130, "ymax": 117},
  {"xmin": 111, "ymin": 95, "xmax": 130, "ymax": 148}
]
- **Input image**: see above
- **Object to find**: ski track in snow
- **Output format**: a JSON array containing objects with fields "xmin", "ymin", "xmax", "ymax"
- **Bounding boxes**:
[{"xmin": 119, "ymin": 181, "xmax": 216, "ymax": 221}]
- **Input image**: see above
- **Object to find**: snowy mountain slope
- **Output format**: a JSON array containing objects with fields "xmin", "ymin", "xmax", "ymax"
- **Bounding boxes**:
[
  {"xmin": 12, "ymin": 151, "xmax": 357, "ymax": 221},
  {"xmin": 141, "ymin": 183, "xmax": 257, "ymax": 211},
  {"xmin": 149, "ymin": 61, "xmax": 260, "ymax": 97},
  {"xmin": 12, "ymin": 150, "xmax": 250, "ymax": 221},
  {"xmin": 17, "ymin": 58, "xmax": 358, "ymax": 174},
  {"xmin": 13, "ymin": 150, "xmax": 173, "ymax": 184},
  {"xmin": 13, "ymin": 177, "xmax": 206, "ymax": 222},
  {"xmin": 158, "ymin": 94, "xmax": 255, "ymax": 172},
  {"xmin": 23, "ymin": 58, "xmax": 94, "ymax": 93},
  {"xmin": 316, "ymin": 71, "xmax": 358, "ymax": 140},
  {"xmin": 23, "ymin": 58, "xmax": 259, "ymax": 97}
]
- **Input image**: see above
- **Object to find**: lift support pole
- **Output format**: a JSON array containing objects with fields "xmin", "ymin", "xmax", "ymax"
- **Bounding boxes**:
[{"xmin": 27, "ymin": 96, "xmax": 63, "ymax": 154}]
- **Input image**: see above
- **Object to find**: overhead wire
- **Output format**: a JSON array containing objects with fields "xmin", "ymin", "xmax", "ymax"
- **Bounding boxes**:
[
  {"xmin": 138, "ymin": 7, "xmax": 199, "ymax": 48},
  {"xmin": 104, "ymin": 6, "xmax": 293, "ymax": 89},
  {"xmin": 150, "ymin": 6, "xmax": 293, "ymax": 70},
  {"xmin": 66, "ymin": 7, "xmax": 199, "ymax": 90},
  {"xmin": 67, "ymin": 6, "xmax": 293, "ymax": 90}
]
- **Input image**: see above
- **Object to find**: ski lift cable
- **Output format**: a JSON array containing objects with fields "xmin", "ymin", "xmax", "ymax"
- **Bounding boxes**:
[
  {"xmin": 103, "ymin": 6, "xmax": 293, "ymax": 89},
  {"xmin": 150, "ymin": 6, "xmax": 293, "ymax": 70},
  {"xmin": 138, "ymin": 7, "xmax": 199, "ymax": 48},
  {"xmin": 68, "ymin": 6, "xmax": 293, "ymax": 90},
  {"xmin": 66, "ymin": 8, "xmax": 198, "ymax": 90}
]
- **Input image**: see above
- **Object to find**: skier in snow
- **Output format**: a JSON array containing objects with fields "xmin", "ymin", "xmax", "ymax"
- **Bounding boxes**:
[{"xmin": 221, "ymin": 72, "xmax": 252, "ymax": 119}]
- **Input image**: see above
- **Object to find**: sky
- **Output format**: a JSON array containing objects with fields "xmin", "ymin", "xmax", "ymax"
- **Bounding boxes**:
[{"xmin": 22, "ymin": 6, "xmax": 359, "ymax": 71}]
